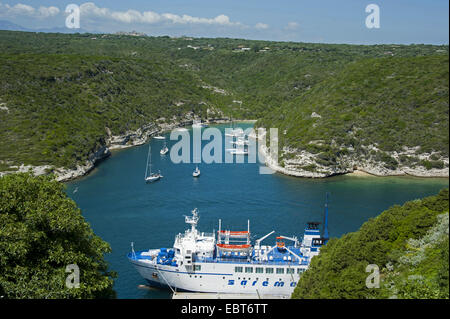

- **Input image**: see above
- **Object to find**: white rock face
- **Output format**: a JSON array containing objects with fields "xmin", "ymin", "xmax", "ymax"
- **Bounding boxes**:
[
  {"xmin": 107, "ymin": 124, "xmax": 158, "ymax": 150},
  {"xmin": 0, "ymin": 117, "xmax": 232, "ymax": 182},
  {"xmin": 260, "ymin": 144, "xmax": 449, "ymax": 178}
]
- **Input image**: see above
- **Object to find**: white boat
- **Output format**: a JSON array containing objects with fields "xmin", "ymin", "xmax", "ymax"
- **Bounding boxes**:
[
  {"xmin": 225, "ymin": 116, "xmax": 244, "ymax": 137},
  {"xmin": 145, "ymin": 144, "xmax": 162, "ymax": 183},
  {"xmin": 160, "ymin": 147, "xmax": 169, "ymax": 155},
  {"xmin": 160, "ymin": 140, "xmax": 169, "ymax": 155},
  {"xmin": 225, "ymin": 131, "xmax": 244, "ymax": 137},
  {"xmin": 192, "ymin": 119, "xmax": 208, "ymax": 128},
  {"xmin": 230, "ymin": 138, "xmax": 249, "ymax": 146},
  {"xmin": 227, "ymin": 148, "xmax": 249, "ymax": 155},
  {"xmin": 128, "ymin": 200, "xmax": 330, "ymax": 297},
  {"xmin": 145, "ymin": 172, "xmax": 162, "ymax": 183},
  {"xmin": 193, "ymin": 166, "xmax": 201, "ymax": 177},
  {"xmin": 153, "ymin": 135, "xmax": 165, "ymax": 140}
]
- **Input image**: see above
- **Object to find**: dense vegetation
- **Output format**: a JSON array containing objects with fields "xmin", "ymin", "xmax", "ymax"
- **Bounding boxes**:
[
  {"xmin": 0, "ymin": 173, "xmax": 116, "ymax": 298},
  {"xmin": 0, "ymin": 52, "xmax": 233, "ymax": 169},
  {"xmin": 0, "ymin": 30, "xmax": 448, "ymax": 172},
  {"xmin": 292, "ymin": 189, "xmax": 449, "ymax": 299},
  {"xmin": 257, "ymin": 55, "xmax": 449, "ymax": 171}
]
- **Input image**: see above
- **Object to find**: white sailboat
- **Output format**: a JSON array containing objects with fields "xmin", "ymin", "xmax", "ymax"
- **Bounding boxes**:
[
  {"xmin": 193, "ymin": 166, "xmax": 201, "ymax": 177},
  {"xmin": 145, "ymin": 144, "xmax": 162, "ymax": 183}
]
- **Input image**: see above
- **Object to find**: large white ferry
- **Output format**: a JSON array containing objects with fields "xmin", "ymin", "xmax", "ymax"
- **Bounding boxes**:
[{"xmin": 128, "ymin": 201, "xmax": 329, "ymax": 297}]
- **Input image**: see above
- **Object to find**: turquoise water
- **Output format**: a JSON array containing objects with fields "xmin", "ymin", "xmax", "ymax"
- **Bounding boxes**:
[{"xmin": 65, "ymin": 123, "xmax": 448, "ymax": 299}]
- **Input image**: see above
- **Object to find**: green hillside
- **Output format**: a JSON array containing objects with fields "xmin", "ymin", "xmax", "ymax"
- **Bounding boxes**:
[
  {"xmin": 0, "ymin": 53, "xmax": 231, "ymax": 169},
  {"xmin": 292, "ymin": 189, "xmax": 449, "ymax": 299},
  {"xmin": 0, "ymin": 30, "xmax": 448, "ymax": 174},
  {"xmin": 257, "ymin": 55, "xmax": 449, "ymax": 174}
]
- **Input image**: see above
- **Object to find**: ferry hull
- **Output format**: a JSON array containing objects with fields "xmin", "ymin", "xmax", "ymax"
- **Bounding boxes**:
[{"xmin": 130, "ymin": 258, "xmax": 301, "ymax": 297}]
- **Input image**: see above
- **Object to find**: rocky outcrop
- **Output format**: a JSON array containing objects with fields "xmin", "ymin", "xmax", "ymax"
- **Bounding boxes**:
[
  {"xmin": 260, "ymin": 143, "xmax": 449, "ymax": 178},
  {"xmin": 107, "ymin": 123, "xmax": 159, "ymax": 150},
  {"xmin": 53, "ymin": 145, "xmax": 111, "ymax": 182},
  {"xmin": 0, "ymin": 116, "xmax": 232, "ymax": 182},
  {"xmin": 260, "ymin": 145, "xmax": 350, "ymax": 178}
]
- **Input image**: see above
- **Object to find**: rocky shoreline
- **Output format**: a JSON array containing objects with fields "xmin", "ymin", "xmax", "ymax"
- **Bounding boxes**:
[
  {"xmin": 259, "ymin": 144, "xmax": 449, "ymax": 179},
  {"xmin": 2, "ymin": 120, "xmax": 448, "ymax": 181},
  {"xmin": 0, "ymin": 117, "xmax": 233, "ymax": 182}
]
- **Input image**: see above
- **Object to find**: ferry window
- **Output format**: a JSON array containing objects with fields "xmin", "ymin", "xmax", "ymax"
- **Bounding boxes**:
[
  {"xmin": 286, "ymin": 268, "xmax": 294, "ymax": 274},
  {"xmin": 255, "ymin": 267, "xmax": 264, "ymax": 274},
  {"xmin": 297, "ymin": 268, "xmax": 305, "ymax": 274},
  {"xmin": 265, "ymin": 268, "xmax": 274, "ymax": 274},
  {"xmin": 245, "ymin": 267, "xmax": 253, "ymax": 273},
  {"xmin": 235, "ymin": 266, "xmax": 243, "ymax": 273},
  {"xmin": 194, "ymin": 265, "xmax": 201, "ymax": 271},
  {"xmin": 276, "ymin": 268, "xmax": 285, "ymax": 274}
]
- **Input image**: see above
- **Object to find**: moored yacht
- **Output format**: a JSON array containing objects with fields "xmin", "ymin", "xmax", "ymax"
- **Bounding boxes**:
[{"xmin": 193, "ymin": 166, "xmax": 201, "ymax": 177}]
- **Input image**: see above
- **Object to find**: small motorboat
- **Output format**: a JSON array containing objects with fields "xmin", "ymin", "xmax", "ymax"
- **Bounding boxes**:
[
  {"xmin": 160, "ymin": 146, "xmax": 169, "ymax": 155},
  {"xmin": 193, "ymin": 166, "xmax": 201, "ymax": 177},
  {"xmin": 153, "ymin": 135, "xmax": 165, "ymax": 140},
  {"xmin": 227, "ymin": 148, "xmax": 249, "ymax": 155},
  {"xmin": 192, "ymin": 119, "xmax": 207, "ymax": 128},
  {"xmin": 230, "ymin": 138, "xmax": 249, "ymax": 146}
]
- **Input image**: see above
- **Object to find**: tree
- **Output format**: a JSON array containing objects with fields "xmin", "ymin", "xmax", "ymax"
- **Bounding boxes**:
[
  {"xmin": 292, "ymin": 189, "xmax": 449, "ymax": 299},
  {"xmin": 0, "ymin": 173, "xmax": 116, "ymax": 298}
]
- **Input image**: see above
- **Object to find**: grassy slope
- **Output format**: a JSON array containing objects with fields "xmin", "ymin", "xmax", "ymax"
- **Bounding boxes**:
[
  {"xmin": 0, "ymin": 30, "xmax": 448, "ymax": 171},
  {"xmin": 258, "ymin": 55, "xmax": 449, "ymax": 171},
  {"xmin": 0, "ymin": 53, "xmax": 231, "ymax": 169},
  {"xmin": 292, "ymin": 189, "xmax": 449, "ymax": 299}
]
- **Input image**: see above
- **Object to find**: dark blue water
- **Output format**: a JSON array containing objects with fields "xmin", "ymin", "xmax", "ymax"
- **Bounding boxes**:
[{"xmin": 65, "ymin": 123, "xmax": 448, "ymax": 299}]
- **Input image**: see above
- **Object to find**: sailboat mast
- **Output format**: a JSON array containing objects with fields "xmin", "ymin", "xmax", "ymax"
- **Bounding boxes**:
[{"xmin": 145, "ymin": 144, "xmax": 151, "ymax": 178}]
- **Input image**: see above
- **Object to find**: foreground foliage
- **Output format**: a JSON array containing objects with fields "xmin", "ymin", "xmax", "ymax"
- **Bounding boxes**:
[
  {"xmin": 0, "ymin": 173, "xmax": 116, "ymax": 298},
  {"xmin": 292, "ymin": 189, "xmax": 449, "ymax": 299}
]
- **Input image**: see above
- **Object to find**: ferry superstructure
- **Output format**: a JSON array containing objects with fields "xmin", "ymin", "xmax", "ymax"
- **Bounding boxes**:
[{"xmin": 128, "ymin": 205, "xmax": 329, "ymax": 297}]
